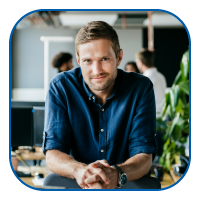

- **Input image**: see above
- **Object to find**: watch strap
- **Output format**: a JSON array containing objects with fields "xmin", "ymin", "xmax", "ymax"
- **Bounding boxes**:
[
  {"xmin": 112, "ymin": 165, "xmax": 124, "ymax": 188},
  {"xmin": 113, "ymin": 165, "xmax": 124, "ymax": 175}
]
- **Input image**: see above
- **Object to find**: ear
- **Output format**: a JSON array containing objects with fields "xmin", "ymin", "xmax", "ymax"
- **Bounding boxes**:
[
  {"xmin": 117, "ymin": 49, "xmax": 123, "ymax": 67},
  {"xmin": 76, "ymin": 54, "xmax": 80, "ymax": 65}
]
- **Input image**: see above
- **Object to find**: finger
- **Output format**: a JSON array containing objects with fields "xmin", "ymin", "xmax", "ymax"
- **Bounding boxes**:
[
  {"xmin": 82, "ymin": 169, "xmax": 93, "ymax": 188},
  {"xmin": 84, "ymin": 185, "xmax": 89, "ymax": 189},
  {"xmin": 88, "ymin": 182, "xmax": 103, "ymax": 189},
  {"xmin": 91, "ymin": 162, "xmax": 104, "ymax": 168},
  {"xmin": 85, "ymin": 174, "xmax": 101, "ymax": 184},
  {"xmin": 91, "ymin": 168, "xmax": 110, "ymax": 184},
  {"xmin": 91, "ymin": 160, "xmax": 109, "ymax": 168},
  {"xmin": 100, "ymin": 160, "xmax": 110, "ymax": 167}
]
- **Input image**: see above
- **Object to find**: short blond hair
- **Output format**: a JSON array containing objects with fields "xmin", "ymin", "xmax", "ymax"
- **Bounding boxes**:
[
  {"xmin": 135, "ymin": 49, "xmax": 155, "ymax": 67},
  {"xmin": 75, "ymin": 21, "xmax": 120, "ymax": 58}
]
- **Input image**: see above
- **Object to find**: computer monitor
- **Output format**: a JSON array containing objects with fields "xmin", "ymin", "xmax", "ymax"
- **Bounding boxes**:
[
  {"xmin": 11, "ymin": 101, "xmax": 45, "ymax": 149},
  {"xmin": 32, "ymin": 106, "xmax": 45, "ymax": 147},
  {"xmin": 11, "ymin": 107, "xmax": 33, "ymax": 148}
]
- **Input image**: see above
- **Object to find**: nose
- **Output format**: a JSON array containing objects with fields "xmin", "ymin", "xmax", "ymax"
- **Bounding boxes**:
[{"xmin": 92, "ymin": 61, "xmax": 103, "ymax": 75}]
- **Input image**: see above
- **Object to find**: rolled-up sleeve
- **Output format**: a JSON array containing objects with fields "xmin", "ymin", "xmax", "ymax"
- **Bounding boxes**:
[
  {"xmin": 42, "ymin": 80, "xmax": 71, "ymax": 155},
  {"xmin": 129, "ymin": 79, "xmax": 157, "ymax": 158}
]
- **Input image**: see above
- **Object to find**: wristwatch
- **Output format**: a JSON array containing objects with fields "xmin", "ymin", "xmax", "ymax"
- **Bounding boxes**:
[{"xmin": 112, "ymin": 165, "xmax": 127, "ymax": 188}]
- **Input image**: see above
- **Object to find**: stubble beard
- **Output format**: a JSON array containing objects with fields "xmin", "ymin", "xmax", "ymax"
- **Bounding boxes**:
[{"xmin": 84, "ymin": 69, "xmax": 118, "ymax": 91}]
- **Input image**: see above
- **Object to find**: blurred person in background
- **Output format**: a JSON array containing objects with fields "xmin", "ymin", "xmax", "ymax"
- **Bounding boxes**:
[
  {"xmin": 124, "ymin": 61, "xmax": 139, "ymax": 73},
  {"xmin": 51, "ymin": 52, "xmax": 74, "ymax": 73},
  {"xmin": 135, "ymin": 49, "xmax": 167, "ymax": 118}
]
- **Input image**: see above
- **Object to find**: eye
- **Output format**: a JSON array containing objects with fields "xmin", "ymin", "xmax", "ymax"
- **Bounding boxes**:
[
  {"xmin": 102, "ymin": 57, "xmax": 109, "ymax": 61},
  {"xmin": 84, "ymin": 60, "xmax": 91, "ymax": 63}
]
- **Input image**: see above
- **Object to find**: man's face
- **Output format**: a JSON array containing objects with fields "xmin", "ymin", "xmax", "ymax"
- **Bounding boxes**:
[
  {"xmin": 67, "ymin": 58, "xmax": 74, "ymax": 70},
  {"xmin": 77, "ymin": 39, "xmax": 123, "ymax": 91},
  {"xmin": 60, "ymin": 59, "xmax": 73, "ymax": 72},
  {"xmin": 125, "ymin": 64, "xmax": 137, "ymax": 72}
]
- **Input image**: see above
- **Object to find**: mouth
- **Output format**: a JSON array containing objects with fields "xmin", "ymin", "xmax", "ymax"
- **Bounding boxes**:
[{"xmin": 91, "ymin": 75, "xmax": 107, "ymax": 81}]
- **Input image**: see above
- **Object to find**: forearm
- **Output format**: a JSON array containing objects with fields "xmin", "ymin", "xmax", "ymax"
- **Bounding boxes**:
[
  {"xmin": 118, "ymin": 153, "xmax": 152, "ymax": 181},
  {"xmin": 46, "ymin": 149, "xmax": 86, "ymax": 179}
]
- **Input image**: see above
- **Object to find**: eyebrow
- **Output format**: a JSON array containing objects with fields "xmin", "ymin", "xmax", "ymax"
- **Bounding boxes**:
[{"xmin": 81, "ymin": 55, "xmax": 110, "ymax": 61}]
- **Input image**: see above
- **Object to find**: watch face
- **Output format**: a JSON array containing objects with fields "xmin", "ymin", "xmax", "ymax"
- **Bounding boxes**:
[{"xmin": 121, "ymin": 174, "xmax": 127, "ymax": 185}]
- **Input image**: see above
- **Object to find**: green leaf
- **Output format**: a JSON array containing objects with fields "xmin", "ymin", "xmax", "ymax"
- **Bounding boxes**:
[
  {"xmin": 169, "ymin": 89, "xmax": 175, "ymax": 111},
  {"xmin": 173, "ymin": 70, "xmax": 182, "ymax": 85},
  {"xmin": 168, "ymin": 141, "xmax": 176, "ymax": 151},
  {"xmin": 166, "ymin": 152, "xmax": 170, "ymax": 159},
  {"xmin": 179, "ymin": 81, "xmax": 189, "ymax": 95},
  {"xmin": 175, "ymin": 99, "xmax": 184, "ymax": 113},
  {"xmin": 177, "ymin": 146, "xmax": 186, "ymax": 155},
  {"xmin": 161, "ymin": 101, "xmax": 168, "ymax": 118},
  {"xmin": 173, "ymin": 85, "xmax": 180, "ymax": 107},
  {"xmin": 162, "ymin": 92, "xmax": 171, "ymax": 117},
  {"xmin": 183, "ymin": 103, "xmax": 189, "ymax": 119},
  {"xmin": 172, "ymin": 125, "xmax": 182, "ymax": 141},
  {"xmin": 184, "ymin": 123, "xmax": 189, "ymax": 134},
  {"xmin": 179, "ymin": 137, "xmax": 187, "ymax": 144},
  {"xmin": 180, "ymin": 50, "xmax": 189, "ymax": 81},
  {"xmin": 165, "ymin": 158, "xmax": 171, "ymax": 171},
  {"xmin": 168, "ymin": 113, "xmax": 180, "ymax": 137},
  {"xmin": 165, "ymin": 104, "xmax": 173, "ymax": 119},
  {"xmin": 159, "ymin": 156, "xmax": 164, "ymax": 165}
]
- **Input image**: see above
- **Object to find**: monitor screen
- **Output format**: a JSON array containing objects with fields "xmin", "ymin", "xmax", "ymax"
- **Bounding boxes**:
[
  {"xmin": 32, "ymin": 106, "xmax": 45, "ymax": 147},
  {"xmin": 11, "ymin": 108, "xmax": 33, "ymax": 147},
  {"xmin": 11, "ymin": 101, "xmax": 45, "ymax": 149}
]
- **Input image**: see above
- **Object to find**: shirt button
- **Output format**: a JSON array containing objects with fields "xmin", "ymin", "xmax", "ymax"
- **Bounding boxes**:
[
  {"xmin": 101, "ymin": 149, "xmax": 104, "ymax": 153},
  {"xmin": 155, "ymin": 134, "xmax": 157, "ymax": 136},
  {"xmin": 101, "ymin": 129, "xmax": 104, "ymax": 132},
  {"xmin": 92, "ymin": 96, "xmax": 95, "ymax": 99},
  {"xmin": 89, "ymin": 97, "xmax": 91, "ymax": 100},
  {"xmin": 101, "ymin": 108, "xmax": 104, "ymax": 112}
]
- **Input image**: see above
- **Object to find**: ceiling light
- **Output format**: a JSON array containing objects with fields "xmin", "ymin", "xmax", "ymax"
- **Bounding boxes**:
[{"xmin": 59, "ymin": 14, "xmax": 118, "ymax": 26}]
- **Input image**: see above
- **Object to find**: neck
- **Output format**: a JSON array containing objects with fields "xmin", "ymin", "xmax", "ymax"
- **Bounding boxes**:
[
  {"xmin": 143, "ymin": 65, "xmax": 154, "ymax": 73},
  {"xmin": 89, "ymin": 81, "xmax": 115, "ymax": 105}
]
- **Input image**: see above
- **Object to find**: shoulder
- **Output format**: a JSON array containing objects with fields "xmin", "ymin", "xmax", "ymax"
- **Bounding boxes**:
[
  {"xmin": 50, "ymin": 67, "xmax": 82, "ymax": 87},
  {"xmin": 117, "ymin": 69, "xmax": 153, "ymax": 99},
  {"xmin": 119, "ymin": 69, "xmax": 153, "ymax": 88},
  {"xmin": 156, "ymin": 70, "xmax": 167, "ymax": 84}
]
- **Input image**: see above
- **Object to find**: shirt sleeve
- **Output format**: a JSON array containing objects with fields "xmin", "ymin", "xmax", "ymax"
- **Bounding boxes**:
[
  {"xmin": 42, "ymin": 80, "xmax": 71, "ymax": 155},
  {"xmin": 128, "ymin": 78, "xmax": 158, "ymax": 158}
]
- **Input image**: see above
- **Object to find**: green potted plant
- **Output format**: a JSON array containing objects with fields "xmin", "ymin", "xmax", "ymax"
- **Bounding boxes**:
[{"xmin": 159, "ymin": 49, "xmax": 189, "ymax": 172}]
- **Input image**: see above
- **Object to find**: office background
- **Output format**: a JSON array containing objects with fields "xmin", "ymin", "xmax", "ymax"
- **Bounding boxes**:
[{"xmin": 11, "ymin": 11, "xmax": 189, "ymax": 101}]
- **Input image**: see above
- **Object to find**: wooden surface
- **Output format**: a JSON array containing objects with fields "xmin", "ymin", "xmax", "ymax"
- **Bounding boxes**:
[
  {"xmin": 20, "ymin": 177, "xmax": 35, "ymax": 187},
  {"xmin": 15, "ymin": 148, "xmax": 46, "ymax": 160},
  {"xmin": 170, "ymin": 169, "xmax": 181, "ymax": 183},
  {"xmin": 160, "ymin": 172, "xmax": 174, "ymax": 188}
]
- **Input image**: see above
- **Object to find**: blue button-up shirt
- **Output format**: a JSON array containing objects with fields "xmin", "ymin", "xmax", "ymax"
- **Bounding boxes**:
[{"xmin": 43, "ymin": 67, "xmax": 157, "ymax": 165}]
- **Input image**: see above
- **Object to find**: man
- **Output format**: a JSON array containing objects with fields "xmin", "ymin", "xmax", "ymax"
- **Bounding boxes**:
[
  {"xmin": 51, "ymin": 52, "xmax": 74, "ymax": 72},
  {"xmin": 135, "ymin": 49, "xmax": 167, "ymax": 117},
  {"xmin": 43, "ymin": 21, "xmax": 158, "ymax": 189}
]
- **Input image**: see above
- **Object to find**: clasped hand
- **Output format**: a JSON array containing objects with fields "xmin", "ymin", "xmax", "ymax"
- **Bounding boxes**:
[{"xmin": 75, "ymin": 160, "xmax": 118, "ymax": 189}]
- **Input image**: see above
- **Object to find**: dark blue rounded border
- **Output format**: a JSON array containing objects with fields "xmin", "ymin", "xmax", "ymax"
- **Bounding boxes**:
[{"xmin": 9, "ymin": 8, "xmax": 191, "ymax": 191}]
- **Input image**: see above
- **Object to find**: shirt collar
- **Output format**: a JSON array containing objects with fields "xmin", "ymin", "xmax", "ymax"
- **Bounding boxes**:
[{"xmin": 82, "ymin": 69, "xmax": 122, "ymax": 100}]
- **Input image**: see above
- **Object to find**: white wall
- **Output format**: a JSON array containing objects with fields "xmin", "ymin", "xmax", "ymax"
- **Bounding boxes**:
[{"xmin": 116, "ymin": 29, "xmax": 142, "ymax": 70}]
